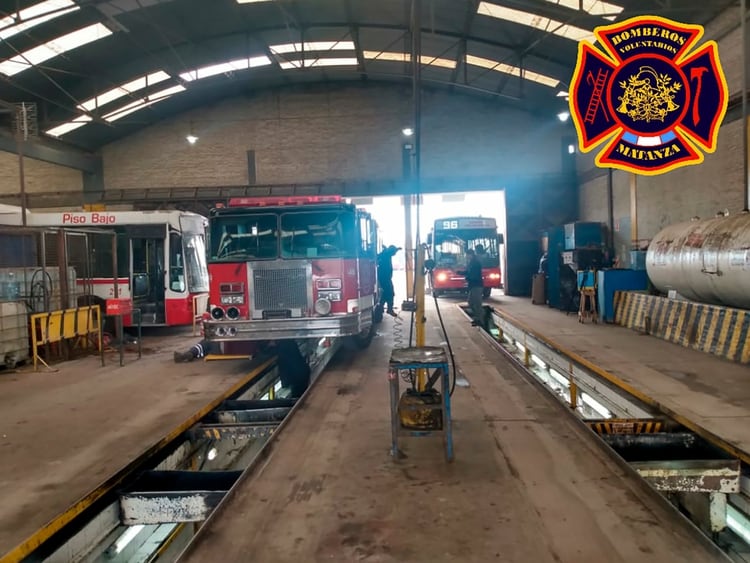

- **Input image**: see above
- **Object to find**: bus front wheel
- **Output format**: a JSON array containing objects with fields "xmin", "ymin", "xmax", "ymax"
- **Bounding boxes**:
[{"xmin": 483, "ymin": 288, "xmax": 492, "ymax": 298}]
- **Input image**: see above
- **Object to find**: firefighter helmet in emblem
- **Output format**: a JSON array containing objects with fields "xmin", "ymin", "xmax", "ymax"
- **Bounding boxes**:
[{"xmin": 569, "ymin": 15, "xmax": 728, "ymax": 176}]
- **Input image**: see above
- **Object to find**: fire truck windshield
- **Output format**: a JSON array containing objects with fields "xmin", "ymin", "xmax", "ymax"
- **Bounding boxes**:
[
  {"xmin": 209, "ymin": 210, "xmax": 357, "ymax": 261},
  {"xmin": 434, "ymin": 229, "xmax": 499, "ymax": 268}
]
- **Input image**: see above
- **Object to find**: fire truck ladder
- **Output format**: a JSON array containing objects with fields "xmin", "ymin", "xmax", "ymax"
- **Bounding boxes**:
[{"xmin": 585, "ymin": 69, "xmax": 610, "ymax": 124}]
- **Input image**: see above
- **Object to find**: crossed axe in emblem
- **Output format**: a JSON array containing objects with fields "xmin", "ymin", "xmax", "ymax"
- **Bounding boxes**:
[{"xmin": 690, "ymin": 66, "xmax": 708, "ymax": 126}]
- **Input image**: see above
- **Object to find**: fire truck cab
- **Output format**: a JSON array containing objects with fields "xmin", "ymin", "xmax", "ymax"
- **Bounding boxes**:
[{"xmin": 204, "ymin": 196, "xmax": 380, "ymax": 347}]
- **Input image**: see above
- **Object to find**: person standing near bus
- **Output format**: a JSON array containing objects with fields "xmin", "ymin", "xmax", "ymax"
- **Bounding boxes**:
[
  {"xmin": 377, "ymin": 245, "xmax": 401, "ymax": 317},
  {"xmin": 462, "ymin": 248, "xmax": 484, "ymax": 326}
]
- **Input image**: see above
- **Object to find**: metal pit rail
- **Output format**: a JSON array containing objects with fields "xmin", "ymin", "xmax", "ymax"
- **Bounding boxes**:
[
  {"xmin": 1, "ymin": 338, "xmax": 341, "ymax": 563},
  {"xmin": 466, "ymin": 305, "xmax": 750, "ymax": 560}
]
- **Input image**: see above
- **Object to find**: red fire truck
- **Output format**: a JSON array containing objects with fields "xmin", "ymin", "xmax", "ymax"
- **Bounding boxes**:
[
  {"xmin": 203, "ymin": 195, "xmax": 380, "ymax": 348},
  {"xmin": 427, "ymin": 216, "xmax": 503, "ymax": 298}
]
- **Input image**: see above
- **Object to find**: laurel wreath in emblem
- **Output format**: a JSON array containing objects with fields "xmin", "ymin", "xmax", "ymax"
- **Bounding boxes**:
[{"xmin": 616, "ymin": 66, "xmax": 682, "ymax": 123}]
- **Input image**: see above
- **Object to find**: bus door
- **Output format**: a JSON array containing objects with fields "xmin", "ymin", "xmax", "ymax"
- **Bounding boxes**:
[{"xmin": 127, "ymin": 225, "xmax": 167, "ymax": 325}]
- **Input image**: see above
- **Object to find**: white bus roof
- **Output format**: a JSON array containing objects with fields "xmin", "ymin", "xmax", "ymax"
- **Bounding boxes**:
[{"xmin": 0, "ymin": 207, "xmax": 207, "ymax": 232}]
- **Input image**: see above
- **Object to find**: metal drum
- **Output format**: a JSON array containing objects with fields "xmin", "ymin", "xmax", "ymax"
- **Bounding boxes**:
[{"xmin": 646, "ymin": 211, "xmax": 750, "ymax": 309}]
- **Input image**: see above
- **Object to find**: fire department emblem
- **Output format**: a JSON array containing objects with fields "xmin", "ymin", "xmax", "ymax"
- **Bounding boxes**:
[{"xmin": 569, "ymin": 16, "xmax": 728, "ymax": 175}]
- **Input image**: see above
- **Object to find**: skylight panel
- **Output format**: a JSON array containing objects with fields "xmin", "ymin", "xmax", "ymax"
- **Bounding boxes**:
[
  {"xmin": 270, "ymin": 41, "xmax": 355, "ymax": 54},
  {"xmin": 279, "ymin": 57, "xmax": 358, "ymax": 70},
  {"xmin": 104, "ymin": 84, "xmax": 185, "ymax": 122},
  {"xmin": 78, "ymin": 71, "xmax": 170, "ymax": 112},
  {"xmin": 465, "ymin": 54, "xmax": 560, "ymax": 88},
  {"xmin": 362, "ymin": 51, "xmax": 456, "ymax": 69},
  {"xmin": 477, "ymin": 2, "xmax": 594, "ymax": 42},
  {"xmin": 543, "ymin": 0, "xmax": 623, "ymax": 21},
  {"xmin": 44, "ymin": 114, "xmax": 91, "ymax": 138},
  {"xmin": 0, "ymin": 0, "xmax": 79, "ymax": 41},
  {"xmin": 0, "ymin": 22, "xmax": 113, "ymax": 76},
  {"xmin": 179, "ymin": 56, "xmax": 271, "ymax": 82}
]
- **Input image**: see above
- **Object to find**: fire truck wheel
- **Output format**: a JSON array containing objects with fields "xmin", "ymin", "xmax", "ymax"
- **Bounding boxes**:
[
  {"xmin": 346, "ymin": 316, "xmax": 375, "ymax": 350},
  {"xmin": 483, "ymin": 288, "xmax": 492, "ymax": 299},
  {"xmin": 373, "ymin": 305, "xmax": 384, "ymax": 324}
]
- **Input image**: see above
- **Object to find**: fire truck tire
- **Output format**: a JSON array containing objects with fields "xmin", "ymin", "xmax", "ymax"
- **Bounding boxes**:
[
  {"xmin": 346, "ymin": 314, "xmax": 375, "ymax": 350},
  {"xmin": 483, "ymin": 287, "xmax": 492, "ymax": 298},
  {"xmin": 373, "ymin": 304, "xmax": 384, "ymax": 324}
]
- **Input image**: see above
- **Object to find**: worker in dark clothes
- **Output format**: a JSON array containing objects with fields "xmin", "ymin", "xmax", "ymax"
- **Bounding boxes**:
[
  {"xmin": 377, "ymin": 245, "xmax": 401, "ymax": 317},
  {"xmin": 274, "ymin": 340, "xmax": 310, "ymax": 398},
  {"xmin": 460, "ymin": 248, "xmax": 484, "ymax": 326},
  {"xmin": 173, "ymin": 339, "xmax": 219, "ymax": 362}
]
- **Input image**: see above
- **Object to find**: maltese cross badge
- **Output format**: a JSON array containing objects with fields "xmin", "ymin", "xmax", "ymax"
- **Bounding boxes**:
[{"xmin": 569, "ymin": 16, "xmax": 728, "ymax": 175}]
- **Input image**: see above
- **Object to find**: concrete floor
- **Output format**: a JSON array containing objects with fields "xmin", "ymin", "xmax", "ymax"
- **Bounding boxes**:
[
  {"xmin": 485, "ymin": 294, "xmax": 750, "ymax": 460},
  {"xmin": 180, "ymin": 303, "xmax": 726, "ymax": 563},
  {"xmin": 0, "ymin": 328, "xmax": 257, "ymax": 555}
]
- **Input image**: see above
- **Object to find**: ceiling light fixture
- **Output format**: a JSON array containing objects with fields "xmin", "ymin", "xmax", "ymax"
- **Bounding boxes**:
[
  {"xmin": 557, "ymin": 111, "xmax": 570, "ymax": 122},
  {"xmin": 402, "ymin": 127, "xmax": 414, "ymax": 136}
]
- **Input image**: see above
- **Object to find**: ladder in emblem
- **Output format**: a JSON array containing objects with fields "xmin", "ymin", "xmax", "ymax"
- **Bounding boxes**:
[{"xmin": 584, "ymin": 69, "xmax": 610, "ymax": 124}]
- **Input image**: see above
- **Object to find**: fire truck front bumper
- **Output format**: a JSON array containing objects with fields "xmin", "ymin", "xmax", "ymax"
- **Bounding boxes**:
[{"xmin": 203, "ymin": 312, "xmax": 370, "ymax": 342}]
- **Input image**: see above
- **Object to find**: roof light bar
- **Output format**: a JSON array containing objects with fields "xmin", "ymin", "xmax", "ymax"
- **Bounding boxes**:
[
  {"xmin": 477, "ymin": 2, "xmax": 594, "ymax": 42},
  {"xmin": 362, "ymin": 51, "xmax": 456, "ymax": 69},
  {"xmin": 279, "ymin": 57, "xmax": 358, "ymax": 70},
  {"xmin": 180, "ymin": 56, "xmax": 271, "ymax": 81},
  {"xmin": 0, "ymin": 0, "xmax": 79, "ymax": 41},
  {"xmin": 543, "ymin": 0, "xmax": 623, "ymax": 21},
  {"xmin": 465, "ymin": 54, "xmax": 559, "ymax": 88},
  {"xmin": 78, "ymin": 71, "xmax": 171, "ymax": 112},
  {"xmin": 228, "ymin": 196, "xmax": 343, "ymax": 207},
  {"xmin": 103, "ymin": 84, "xmax": 186, "ymax": 122},
  {"xmin": 270, "ymin": 41, "xmax": 355, "ymax": 54},
  {"xmin": 0, "ymin": 22, "xmax": 113, "ymax": 77},
  {"xmin": 44, "ymin": 115, "xmax": 92, "ymax": 138}
]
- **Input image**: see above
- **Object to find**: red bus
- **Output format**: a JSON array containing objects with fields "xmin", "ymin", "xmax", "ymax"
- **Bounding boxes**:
[
  {"xmin": 203, "ymin": 195, "xmax": 380, "ymax": 348},
  {"xmin": 427, "ymin": 216, "xmax": 503, "ymax": 298}
]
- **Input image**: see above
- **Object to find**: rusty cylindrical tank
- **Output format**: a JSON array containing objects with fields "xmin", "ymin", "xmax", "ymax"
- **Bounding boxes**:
[{"xmin": 646, "ymin": 211, "xmax": 750, "ymax": 310}]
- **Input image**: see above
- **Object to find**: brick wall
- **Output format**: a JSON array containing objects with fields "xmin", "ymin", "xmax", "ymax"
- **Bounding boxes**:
[
  {"xmin": 102, "ymin": 83, "xmax": 568, "ymax": 190},
  {"xmin": 0, "ymin": 150, "xmax": 83, "ymax": 195},
  {"xmin": 576, "ymin": 5, "xmax": 746, "ymax": 249}
]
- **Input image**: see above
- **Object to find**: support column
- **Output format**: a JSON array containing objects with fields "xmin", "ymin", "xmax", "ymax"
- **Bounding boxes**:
[
  {"xmin": 629, "ymin": 173, "xmax": 638, "ymax": 248},
  {"xmin": 404, "ymin": 196, "xmax": 414, "ymax": 299},
  {"xmin": 743, "ymin": 0, "xmax": 749, "ymax": 210},
  {"xmin": 606, "ymin": 168, "xmax": 614, "ymax": 249}
]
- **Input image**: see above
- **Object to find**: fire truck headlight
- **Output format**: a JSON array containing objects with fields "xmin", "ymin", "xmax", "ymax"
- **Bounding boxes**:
[
  {"xmin": 220, "ymin": 295, "xmax": 244, "ymax": 305},
  {"xmin": 318, "ymin": 290, "xmax": 341, "ymax": 302},
  {"xmin": 211, "ymin": 307, "xmax": 224, "ymax": 320},
  {"xmin": 436, "ymin": 273, "xmax": 448, "ymax": 282},
  {"xmin": 314, "ymin": 298, "xmax": 332, "ymax": 316},
  {"xmin": 226, "ymin": 307, "xmax": 241, "ymax": 320}
]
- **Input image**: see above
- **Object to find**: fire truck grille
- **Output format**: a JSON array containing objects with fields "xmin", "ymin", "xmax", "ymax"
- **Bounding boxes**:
[{"xmin": 253, "ymin": 267, "xmax": 308, "ymax": 311}]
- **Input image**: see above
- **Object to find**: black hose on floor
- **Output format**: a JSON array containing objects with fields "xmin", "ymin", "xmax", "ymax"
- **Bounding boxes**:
[{"xmin": 427, "ymin": 271, "xmax": 458, "ymax": 397}]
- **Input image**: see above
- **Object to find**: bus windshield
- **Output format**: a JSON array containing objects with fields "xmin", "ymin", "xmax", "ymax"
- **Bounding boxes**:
[
  {"xmin": 434, "ymin": 229, "xmax": 499, "ymax": 268},
  {"xmin": 209, "ymin": 210, "xmax": 357, "ymax": 261}
]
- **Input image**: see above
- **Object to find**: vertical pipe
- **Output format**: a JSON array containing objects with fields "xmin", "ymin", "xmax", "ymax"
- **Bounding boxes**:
[
  {"xmin": 16, "ymin": 127, "xmax": 27, "ymax": 227},
  {"xmin": 743, "ymin": 0, "xmax": 749, "ymax": 210},
  {"xmin": 404, "ymin": 196, "xmax": 414, "ymax": 299},
  {"xmin": 57, "ymin": 231, "xmax": 69, "ymax": 309},
  {"xmin": 415, "ymin": 244, "xmax": 426, "ymax": 390},
  {"xmin": 606, "ymin": 168, "xmax": 614, "ymax": 250},
  {"xmin": 629, "ymin": 172, "xmax": 638, "ymax": 247}
]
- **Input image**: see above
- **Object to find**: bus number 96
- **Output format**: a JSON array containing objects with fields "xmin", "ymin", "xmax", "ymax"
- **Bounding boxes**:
[{"xmin": 442, "ymin": 220, "xmax": 458, "ymax": 229}]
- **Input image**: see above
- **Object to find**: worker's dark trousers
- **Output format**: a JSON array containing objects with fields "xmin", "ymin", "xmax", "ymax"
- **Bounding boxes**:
[{"xmin": 468, "ymin": 287, "xmax": 483, "ymax": 323}]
